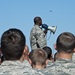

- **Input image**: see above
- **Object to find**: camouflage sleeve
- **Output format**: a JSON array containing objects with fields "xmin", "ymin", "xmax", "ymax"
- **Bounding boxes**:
[{"xmin": 30, "ymin": 28, "xmax": 38, "ymax": 50}]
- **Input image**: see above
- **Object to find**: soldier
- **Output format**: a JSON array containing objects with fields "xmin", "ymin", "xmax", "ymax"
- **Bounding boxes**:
[
  {"xmin": 43, "ymin": 46, "xmax": 54, "ymax": 67},
  {"xmin": 29, "ymin": 48, "xmax": 47, "ymax": 69},
  {"xmin": 0, "ymin": 28, "xmax": 44, "ymax": 75},
  {"xmin": 41, "ymin": 32, "xmax": 75, "ymax": 75},
  {"xmin": 43, "ymin": 46, "xmax": 53, "ymax": 61},
  {"xmin": 54, "ymin": 52, "xmax": 57, "ymax": 62},
  {"xmin": 22, "ymin": 45, "xmax": 31, "ymax": 68},
  {"xmin": 30, "ymin": 16, "xmax": 47, "ymax": 50}
]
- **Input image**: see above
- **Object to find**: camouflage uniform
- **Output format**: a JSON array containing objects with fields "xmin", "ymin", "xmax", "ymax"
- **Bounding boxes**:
[
  {"xmin": 0, "ymin": 61, "xmax": 44, "ymax": 75},
  {"xmin": 34, "ymin": 66, "xmax": 69, "ymax": 75},
  {"xmin": 30, "ymin": 25, "xmax": 47, "ymax": 50},
  {"xmin": 46, "ymin": 60, "xmax": 53, "ymax": 67},
  {"xmin": 23, "ymin": 60, "xmax": 31, "ymax": 68},
  {"xmin": 40, "ymin": 58, "xmax": 75, "ymax": 75}
]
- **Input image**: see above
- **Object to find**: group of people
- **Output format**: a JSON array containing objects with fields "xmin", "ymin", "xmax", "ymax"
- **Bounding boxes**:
[{"xmin": 0, "ymin": 16, "xmax": 75, "ymax": 75}]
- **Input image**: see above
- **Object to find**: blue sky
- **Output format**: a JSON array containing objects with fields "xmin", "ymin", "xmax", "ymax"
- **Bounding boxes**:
[{"xmin": 0, "ymin": 0, "xmax": 75, "ymax": 55}]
